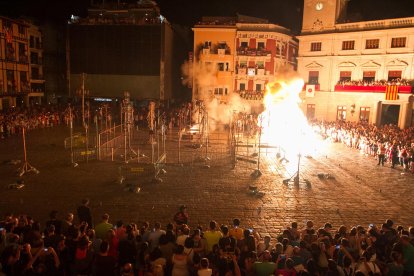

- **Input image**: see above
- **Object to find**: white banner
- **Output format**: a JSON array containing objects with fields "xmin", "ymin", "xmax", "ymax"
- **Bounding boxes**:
[{"xmin": 306, "ymin": 84, "xmax": 315, "ymax": 98}]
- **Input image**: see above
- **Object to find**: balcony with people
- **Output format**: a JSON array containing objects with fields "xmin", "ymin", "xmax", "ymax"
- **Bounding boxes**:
[
  {"xmin": 334, "ymin": 79, "xmax": 413, "ymax": 93},
  {"xmin": 235, "ymin": 89, "xmax": 264, "ymax": 100},
  {"xmin": 236, "ymin": 46, "xmax": 271, "ymax": 57}
]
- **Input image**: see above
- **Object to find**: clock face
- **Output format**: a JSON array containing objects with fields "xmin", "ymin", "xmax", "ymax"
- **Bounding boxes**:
[{"xmin": 315, "ymin": 2, "xmax": 323, "ymax": 10}]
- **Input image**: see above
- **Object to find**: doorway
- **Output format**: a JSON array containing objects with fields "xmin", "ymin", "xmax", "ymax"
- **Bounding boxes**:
[{"xmin": 381, "ymin": 104, "xmax": 400, "ymax": 126}]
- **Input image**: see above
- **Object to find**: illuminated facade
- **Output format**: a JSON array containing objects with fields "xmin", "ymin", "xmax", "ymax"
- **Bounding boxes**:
[
  {"xmin": 297, "ymin": 0, "xmax": 414, "ymax": 128},
  {"xmin": 192, "ymin": 15, "xmax": 298, "ymax": 104},
  {"xmin": 27, "ymin": 21, "xmax": 45, "ymax": 105},
  {"xmin": 0, "ymin": 16, "xmax": 30, "ymax": 110}
]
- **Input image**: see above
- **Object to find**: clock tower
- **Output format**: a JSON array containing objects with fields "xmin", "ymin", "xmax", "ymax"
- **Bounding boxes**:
[{"xmin": 301, "ymin": 0, "xmax": 349, "ymax": 33}]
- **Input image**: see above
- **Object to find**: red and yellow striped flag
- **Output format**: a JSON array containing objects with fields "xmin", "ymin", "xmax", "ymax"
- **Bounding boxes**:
[{"xmin": 385, "ymin": 85, "xmax": 398, "ymax": 100}]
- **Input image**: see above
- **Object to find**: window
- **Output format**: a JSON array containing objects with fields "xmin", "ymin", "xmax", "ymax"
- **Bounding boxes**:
[
  {"xmin": 310, "ymin": 42, "xmax": 322, "ymax": 51},
  {"xmin": 30, "ymin": 36, "xmax": 34, "ymax": 48},
  {"xmin": 337, "ymin": 106, "xmax": 347, "ymax": 121},
  {"xmin": 240, "ymin": 41, "xmax": 248, "ymax": 48},
  {"xmin": 239, "ymin": 61, "xmax": 247, "ymax": 68},
  {"xmin": 20, "ymin": 71, "xmax": 27, "ymax": 82},
  {"xmin": 342, "ymin": 40, "xmax": 355, "ymax": 50},
  {"xmin": 18, "ymin": 25, "xmax": 24, "ymax": 35},
  {"xmin": 365, "ymin": 39, "xmax": 379, "ymax": 49},
  {"xmin": 388, "ymin": 70, "xmax": 402, "ymax": 81},
  {"xmin": 255, "ymin": 84, "xmax": 262, "ymax": 92},
  {"xmin": 18, "ymin": 43, "xmax": 25, "ymax": 56},
  {"xmin": 391, "ymin": 37, "xmax": 406, "ymax": 48},
  {"xmin": 256, "ymin": 61, "xmax": 264, "ymax": 69},
  {"xmin": 359, "ymin": 107, "xmax": 370, "ymax": 122},
  {"xmin": 2, "ymin": 20, "xmax": 11, "ymax": 29},
  {"xmin": 6, "ymin": 70, "xmax": 15, "ymax": 92},
  {"xmin": 257, "ymin": 42, "xmax": 265, "ymax": 50},
  {"xmin": 204, "ymin": 41, "xmax": 211, "ymax": 48},
  {"xmin": 247, "ymin": 68, "xmax": 256, "ymax": 76},
  {"xmin": 308, "ymin": 71, "xmax": 319, "ymax": 85},
  {"xmin": 5, "ymin": 43, "xmax": 15, "ymax": 61},
  {"xmin": 240, "ymin": 83, "xmax": 246, "ymax": 91},
  {"xmin": 31, "ymin": 52, "xmax": 39, "ymax": 64},
  {"xmin": 214, "ymin": 87, "xmax": 228, "ymax": 95},
  {"xmin": 35, "ymin": 37, "xmax": 40, "ymax": 49},
  {"xmin": 31, "ymin": 67, "xmax": 39, "ymax": 79},
  {"xmin": 363, "ymin": 71, "xmax": 375, "ymax": 83},
  {"xmin": 307, "ymin": 104, "xmax": 316, "ymax": 120},
  {"xmin": 339, "ymin": 71, "xmax": 351, "ymax": 82}
]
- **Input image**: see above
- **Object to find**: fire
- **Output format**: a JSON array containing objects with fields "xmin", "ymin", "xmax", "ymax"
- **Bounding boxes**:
[{"xmin": 259, "ymin": 78, "xmax": 324, "ymax": 165}]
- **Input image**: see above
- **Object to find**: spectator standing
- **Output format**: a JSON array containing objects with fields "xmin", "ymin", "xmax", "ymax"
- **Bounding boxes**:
[
  {"xmin": 148, "ymin": 222, "xmax": 166, "ymax": 252},
  {"xmin": 203, "ymin": 221, "xmax": 223, "ymax": 254},
  {"xmin": 92, "ymin": 240, "xmax": 117, "ymax": 276},
  {"xmin": 94, "ymin": 213, "xmax": 113, "ymax": 240},
  {"xmin": 77, "ymin": 198, "xmax": 93, "ymax": 227},
  {"xmin": 173, "ymin": 205, "xmax": 189, "ymax": 227},
  {"xmin": 229, "ymin": 218, "xmax": 244, "ymax": 241}
]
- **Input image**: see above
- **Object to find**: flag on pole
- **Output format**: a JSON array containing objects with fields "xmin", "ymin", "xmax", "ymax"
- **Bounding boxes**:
[
  {"xmin": 306, "ymin": 84, "xmax": 315, "ymax": 98},
  {"xmin": 385, "ymin": 85, "xmax": 398, "ymax": 100}
]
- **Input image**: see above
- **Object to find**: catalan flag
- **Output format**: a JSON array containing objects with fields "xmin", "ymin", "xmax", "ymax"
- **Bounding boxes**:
[{"xmin": 385, "ymin": 85, "xmax": 398, "ymax": 100}]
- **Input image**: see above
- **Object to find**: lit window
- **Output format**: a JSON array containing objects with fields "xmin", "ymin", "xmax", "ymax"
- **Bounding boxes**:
[
  {"xmin": 365, "ymin": 39, "xmax": 379, "ymax": 49},
  {"xmin": 391, "ymin": 37, "xmax": 406, "ymax": 48},
  {"xmin": 310, "ymin": 42, "xmax": 322, "ymax": 51},
  {"xmin": 342, "ymin": 40, "xmax": 355, "ymax": 50},
  {"xmin": 337, "ymin": 106, "xmax": 347, "ymax": 121},
  {"xmin": 359, "ymin": 107, "xmax": 370, "ymax": 122},
  {"xmin": 308, "ymin": 71, "xmax": 319, "ymax": 84}
]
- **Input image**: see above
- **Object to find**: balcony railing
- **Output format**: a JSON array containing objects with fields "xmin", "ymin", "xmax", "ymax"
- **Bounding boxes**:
[
  {"xmin": 334, "ymin": 84, "xmax": 412, "ymax": 93},
  {"xmin": 237, "ymin": 48, "xmax": 271, "ymax": 56},
  {"xmin": 19, "ymin": 55, "xmax": 29, "ymax": 64},
  {"xmin": 31, "ymin": 74, "xmax": 44, "ymax": 80},
  {"xmin": 235, "ymin": 90, "xmax": 264, "ymax": 100}
]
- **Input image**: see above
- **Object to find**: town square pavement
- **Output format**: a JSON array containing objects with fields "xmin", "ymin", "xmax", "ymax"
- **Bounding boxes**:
[{"xmin": 0, "ymin": 125, "xmax": 413, "ymax": 238}]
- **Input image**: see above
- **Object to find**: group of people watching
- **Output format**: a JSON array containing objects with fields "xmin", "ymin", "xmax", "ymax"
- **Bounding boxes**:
[
  {"xmin": 336, "ymin": 79, "xmax": 412, "ymax": 87},
  {"xmin": 312, "ymin": 121, "xmax": 414, "ymax": 173},
  {"xmin": 0, "ymin": 107, "xmax": 64, "ymax": 139},
  {"xmin": 1, "ymin": 201, "xmax": 414, "ymax": 276}
]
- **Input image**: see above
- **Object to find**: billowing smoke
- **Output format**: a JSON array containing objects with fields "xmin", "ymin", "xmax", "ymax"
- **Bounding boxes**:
[{"xmin": 181, "ymin": 61, "xmax": 256, "ymax": 130}]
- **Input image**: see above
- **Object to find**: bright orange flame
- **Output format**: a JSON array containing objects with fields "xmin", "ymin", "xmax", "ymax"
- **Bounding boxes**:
[{"xmin": 259, "ymin": 78, "xmax": 323, "ymax": 164}]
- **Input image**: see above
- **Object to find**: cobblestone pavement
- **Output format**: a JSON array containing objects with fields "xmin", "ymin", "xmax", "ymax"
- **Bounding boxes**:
[{"xmin": 0, "ymin": 125, "xmax": 413, "ymax": 239}]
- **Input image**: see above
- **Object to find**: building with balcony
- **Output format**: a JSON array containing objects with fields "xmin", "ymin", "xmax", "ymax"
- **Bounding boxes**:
[
  {"xmin": 27, "ymin": 20, "xmax": 45, "ymax": 105},
  {"xmin": 192, "ymin": 14, "xmax": 298, "ymax": 104},
  {"xmin": 0, "ymin": 16, "xmax": 30, "ymax": 110},
  {"xmin": 297, "ymin": 0, "xmax": 414, "ymax": 128},
  {"xmin": 68, "ymin": 0, "xmax": 189, "ymax": 103}
]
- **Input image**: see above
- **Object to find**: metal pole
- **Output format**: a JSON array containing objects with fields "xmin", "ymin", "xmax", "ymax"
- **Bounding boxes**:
[
  {"xmin": 70, "ymin": 107, "xmax": 74, "ymax": 164},
  {"xmin": 22, "ymin": 127, "xmax": 27, "ymax": 165}
]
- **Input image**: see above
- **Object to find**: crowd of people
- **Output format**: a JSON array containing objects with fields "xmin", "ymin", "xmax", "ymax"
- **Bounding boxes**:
[
  {"xmin": 312, "ymin": 121, "xmax": 414, "ymax": 173},
  {"xmin": 0, "ymin": 107, "xmax": 65, "ymax": 139},
  {"xmin": 336, "ymin": 79, "xmax": 412, "ymax": 87},
  {"xmin": 1, "ymin": 202, "xmax": 414, "ymax": 276}
]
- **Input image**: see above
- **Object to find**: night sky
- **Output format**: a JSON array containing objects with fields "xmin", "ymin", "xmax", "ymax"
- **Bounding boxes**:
[{"xmin": 0, "ymin": 0, "xmax": 414, "ymax": 33}]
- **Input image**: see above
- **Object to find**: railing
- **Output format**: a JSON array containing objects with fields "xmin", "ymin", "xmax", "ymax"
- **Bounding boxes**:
[
  {"xmin": 19, "ymin": 55, "xmax": 28, "ymax": 64},
  {"xmin": 334, "ymin": 85, "xmax": 412, "ymax": 93},
  {"xmin": 337, "ymin": 16, "xmax": 414, "ymax": 31},
  {"xmin": 237, "ymin": 48, "xmax": 271, "ymax": 56},
  {"xmin": 235, "ymin": 90, "xmax": 264, "ymax": 100},
  {"xmin": 31, "ymin": 74, "xmax": 44, "ymax": 80}
]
